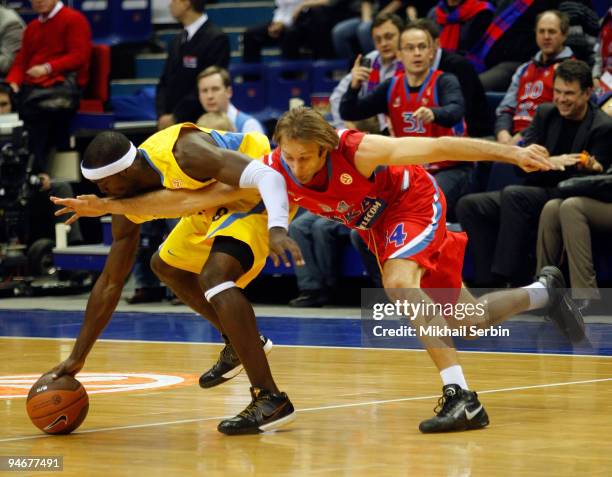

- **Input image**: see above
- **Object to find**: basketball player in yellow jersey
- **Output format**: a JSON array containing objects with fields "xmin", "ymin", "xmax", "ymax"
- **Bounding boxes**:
[{"xmin": 49, "ymin": 123, "xmax": 303, "ymax": 435}]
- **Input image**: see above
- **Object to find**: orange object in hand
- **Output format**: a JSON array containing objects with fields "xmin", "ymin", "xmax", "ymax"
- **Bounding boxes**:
[{"xmin": 579, "ymin": 151, "xmax": 590, "ymax": 165}]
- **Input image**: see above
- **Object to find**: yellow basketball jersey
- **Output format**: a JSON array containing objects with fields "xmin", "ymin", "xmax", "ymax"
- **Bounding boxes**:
[{"xmin": 126, "ymin": 123, "xmax": 271, "ymax": 223}]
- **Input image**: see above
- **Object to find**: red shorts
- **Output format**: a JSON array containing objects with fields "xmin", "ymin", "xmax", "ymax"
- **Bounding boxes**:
[{"xmin": 358, "ymin": 173, "xmax": 467, "ymax": 293}]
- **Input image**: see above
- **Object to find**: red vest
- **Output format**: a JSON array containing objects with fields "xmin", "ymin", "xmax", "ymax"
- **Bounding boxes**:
[
  {"xmin": 513, "ymin": 61, "xmax": 556, "ymax": 132},
  {"xmin": 265, "ymin": 130, "xmax": 433, "ymax": 230},
  {"xmin": 386, "ymin": 70, "xmax": 465, "ymax": 171}
]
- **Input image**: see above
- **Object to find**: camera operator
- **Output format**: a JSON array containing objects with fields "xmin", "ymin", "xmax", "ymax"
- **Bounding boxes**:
[{"xmin": 0, "ymin": 81, "xmax": 82, "ymax": 247}]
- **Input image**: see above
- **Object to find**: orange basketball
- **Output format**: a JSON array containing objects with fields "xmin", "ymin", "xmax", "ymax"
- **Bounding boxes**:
[{"xmin": 26, "ymin": 374, "xmax": 89, "ymax": 435}]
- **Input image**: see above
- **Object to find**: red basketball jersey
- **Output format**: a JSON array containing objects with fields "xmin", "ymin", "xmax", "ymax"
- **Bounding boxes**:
[
  {"xmin": 386, "ymin": 70, "xmax": 465, "ymax": 172},
  {"xmin": 265, "ymin": 130, "xmax": 437, "ymax": 231},
  {"xmin": 513, "ymin": 61, "xmax": 556, "ymax": 132}
]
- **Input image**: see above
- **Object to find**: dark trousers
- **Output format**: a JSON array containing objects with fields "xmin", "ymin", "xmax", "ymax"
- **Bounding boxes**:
[
  {"xmin": 433, "ymin": 164, "xmax": 473, "ymax": 222},
  {"xmin": 243, "ymin": 23, "xmax": 288, "ymax": 64},
  {"xmin": 456, "ymin": 185, "xmax": 560, "ymax": 286}
]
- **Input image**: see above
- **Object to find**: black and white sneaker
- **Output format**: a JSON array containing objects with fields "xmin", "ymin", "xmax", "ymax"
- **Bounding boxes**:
[
  {"xmin": 537, "ymin": 266, "xmax": 586, "ymax": 344},
  {"xmin": 199, "ymin": 336, "xmax": 273, "ymax": 389},
  {"xmin": 217, "ymin": 386, "xmax": 296, "ymax": 435},
  {"xmin": 419, "ymin": 384, "xmax": 489, "ymax": 433}
]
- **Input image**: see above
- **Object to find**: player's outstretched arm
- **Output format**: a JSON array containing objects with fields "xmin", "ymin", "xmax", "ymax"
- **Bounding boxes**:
[
  {"xmin": 49, "ymin": 216, "xmax": 140, "ymax": 379},
  {"xmin": 354, "ymin": 134, "xmax": 557, "ymax": 177},
  {"xmin": 51, "ymin": 182, "xmax": 251, "ymax": 224}
]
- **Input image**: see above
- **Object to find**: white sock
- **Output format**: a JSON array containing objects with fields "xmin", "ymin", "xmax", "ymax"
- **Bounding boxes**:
[
  {"xmin": 522, "ymin": 281, "xmax": 549, "ymax": 310},
  {"xmin": 440, "ymin": 365, "xmax": 468, "ymax": 390}
]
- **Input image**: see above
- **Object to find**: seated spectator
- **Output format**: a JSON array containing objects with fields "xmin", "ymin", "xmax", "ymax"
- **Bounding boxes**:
[
  {"xmin": 156, "ymin": 0, "xmax": 229, "ymax": 130},
  {"xmin": 537, "ymin": 192, "xmax": 612, "ymax": 307},
  {"xmin": 330, "ymin": 12, "xmax": 405, "ymax": 131},
  {"xmin": 196, "ymin": 66, "xmax": 265, "ymax": 134},
  {"xmin": 332, "ymin": 0, "xmax": 406, "ymax": 60},
  {"xmin": 473, "ymin": 0, "xmax": 560, "ymax": 92},
  {"xmin": 6, "ymin": 0, "xmax": 92, "ymax": 174},
  {"xmin": 593, "ymin": 7, "xmax": 611, "ymax": 93},
  {"xmin": 495, "ymin": 10, "xmax": 573, "ymax": 146},
  {"xmin": 456, "ymin": 59, "xmax": 612, "ymax": 287},
  {"xmin": 197, "ymin": 111, "xmax": 236, "ymax": 131},
  {"xmin": 288, "ymin": 211, "xmax": 350, "ymax": 307},
  {"xmin": 340, "ymin": 21, "xmax": 470, "ymax": 220},
  {"xmin": 559, "ymin": 1, "xmax": 600, "ymax": 67},
  {"xmin": 429, "ymin": 0, "xmax": 494, "ymax": 55},
  {"xmin": 0, "ymin": 82, "xmax": 14, "ymax": 114},
  {"xmin": 282, "ymin": 0, "xmax": 362, "ymax": 59},
  {"xmin": 0, "ymin": 5, "xmax": 24, "ymax": 78},
  {"xmin": 416, "ymin": 18, "xmax": 491, "ymax": 136},
  {"xmin": 242, "ymin": 0, "xmax": 303, "ymax": 64}
]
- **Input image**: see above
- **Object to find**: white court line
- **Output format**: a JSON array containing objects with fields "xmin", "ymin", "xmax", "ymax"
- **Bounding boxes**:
[
  {"xmin": 0, "ymin": 335, "xmax": 609, "ymax": 359},
  {"xmin": 0, "ymin": 376, "xmax": 610, "ymax": 444}
]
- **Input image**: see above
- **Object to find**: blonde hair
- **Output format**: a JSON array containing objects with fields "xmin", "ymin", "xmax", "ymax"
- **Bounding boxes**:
[
  {"xmin": 196, "ymin": 111, "xmax": 235, "ymax": 131},
  {"xmin": 273, "ymin": 106, "xmax": 339, "ymax": 150},
  {"xmin": 197, "ymin": 66, "xmax": 231, "ymax": 87}
]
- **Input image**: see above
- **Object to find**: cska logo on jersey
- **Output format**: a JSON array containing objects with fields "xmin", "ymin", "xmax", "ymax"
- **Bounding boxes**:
[
  {"xmin": 340, "ymin": 173, "xmax": 353, "ymax": 185},
  {"xmin": 393, "ymin": 97, "xmax": 401, "ymax": 108},
  {"xmin": 422, "ymin": 98, "xmax": 429, "ymax": 106},
  {"xmin": 336, "ymin": 201, "xmax": 350, "ymax": 213}
]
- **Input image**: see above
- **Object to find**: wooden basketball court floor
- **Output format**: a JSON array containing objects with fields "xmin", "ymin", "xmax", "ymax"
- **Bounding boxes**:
[{"xmin": 1, "ymin": 297, "xmax": 611, "ymax": 477}]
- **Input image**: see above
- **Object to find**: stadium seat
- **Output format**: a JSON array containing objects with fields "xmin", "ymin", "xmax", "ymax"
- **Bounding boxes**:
[
  {"xmin": 265, "ymin": 61, "xmax": 312, "ymax": 111},
  {"xmin": 229, "ymin": 63, "xmax": 266, "ymax": 113},
  {"xmin": 310, "ymin": 59, "xmax": 349, "ymax": 94},
  {"xmin": 79, "ymin": 44, "xmax": 111, "ymax": 113}
]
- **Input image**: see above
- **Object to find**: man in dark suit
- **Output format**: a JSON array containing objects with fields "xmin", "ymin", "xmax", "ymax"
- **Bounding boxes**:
[
  {"xmin": 456, "ymin": 59, "xmax": 612, "ymax": 287},
  {"xmin": 156, "ymin": 0, "xmax": 229, "ymax": 130}
]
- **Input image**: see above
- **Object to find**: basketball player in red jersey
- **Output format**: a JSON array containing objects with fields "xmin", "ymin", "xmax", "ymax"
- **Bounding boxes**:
[{"xmin": 53, "ymin": 108, "xmax": 585, "ymax": 433}]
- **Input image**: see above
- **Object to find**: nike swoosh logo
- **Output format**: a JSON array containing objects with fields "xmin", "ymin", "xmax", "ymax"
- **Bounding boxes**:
[
  {"xmin": 465, "ymin": 405, "xmax": 482, "ymax": 421},
  {"xmin": 293, "ymin": 197, "xmax": 303, "ymax": 202},
  {"xmin": 167, "ymin": 249, "xmax": 177, "ymax": 257},
  {"xmin": 262, "ymin": 402, "xmax": 287, "ymax": 420},
  {"xmin": 44, "ymin": 414, "xmax": 67, "ymax": 431}
]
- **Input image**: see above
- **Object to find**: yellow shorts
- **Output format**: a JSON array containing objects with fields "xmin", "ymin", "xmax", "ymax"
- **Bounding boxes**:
[{"xmin": 158, "ymin": 198, "xmax": 269, "ymax": 289}]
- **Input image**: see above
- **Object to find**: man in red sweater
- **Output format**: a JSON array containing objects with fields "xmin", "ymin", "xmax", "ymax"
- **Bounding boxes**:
[{"xmin": 6, "ymin": 0, "xmax": 91, "ymax": 172}]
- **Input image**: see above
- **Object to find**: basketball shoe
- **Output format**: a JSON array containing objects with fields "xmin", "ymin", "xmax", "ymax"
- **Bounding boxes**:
[
  {"xmin": 419, "ymin": 384, "xmax": 489, "ymax": 433},
  {"xmin": 217, "ymin": 386, "xmax": 296, "ymax": 435},
  {"xmin": 199, "ymin": 335, "xmax": 273, "ymax": 388},
  {"xmin": 537, "ymin": 266, "xmax": 586, "ymax": 344}
]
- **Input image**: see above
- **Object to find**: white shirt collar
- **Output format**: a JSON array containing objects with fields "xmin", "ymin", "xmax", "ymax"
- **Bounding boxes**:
[
  {"xmin": 39, "ymin": 1, "xmax": 63, "ymax": 23},
  {"xmin": 185, "ymin": 13, "xmax": 208, "ymax": 41},
  {"xmin": 226, "ymin": 103, "xmax": 238, "ymax": 124}
]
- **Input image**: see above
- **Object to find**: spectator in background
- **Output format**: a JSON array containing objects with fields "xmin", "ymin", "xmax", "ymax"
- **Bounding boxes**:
[
  {"xmin": 330, "ymin": 12, "xmax": 405, "ymax": 131},
  {"xmin": 593, "ymin": 7, "xmax": 611, "ymax": 93},
  {"xmin": 0, "ymin": 82, "xmax": 14, "ymax": 114},
  {"xmin": 474, "ymin": 0, "xmax": 560, "ymax": 92},
  {"xmin": 0, "ymin": 5, "xmax": 24, "ymax": 78},
  {"xmin": 456, "ymin": 59, "xmax": 612, "ymax": 287},
  {"xmin": 340, "ymin": 22, "xmax": 469, "ymax": 220},
  {"xmin": 197, "ymin": 111, "xmax": 236, "ymax": 131},
  {"xmin": 156, "ymin": 0, "xmax": 229, "ymax": 130},
  {"xmin": 416, "ymin": 18, "xmax": 490, "ymax": 136},
  {"xmin": 559, "ymin": 1, "xmax": 600, "ymax": 67},
  {"xmin": 196, "ymin": 66, "xmax": 265, "ymax": 134},
  {"xmin": 281, "ymin": 0, "xmax": 362, "ymax": 59},
  {"xmin": 429, "ymin": 0, "xmax": 494, "ymax": 55},
  {"xmin": 332, "ymin": 0, "xmax": 407, "ymax": 60},
  {"xmin": 495, "ymin": 10, "xmax": 573, "ymax": 146},
  {"xmin": 288, "ymin": 212, "xmax": 351, "ymax": 307},
  {"xmin": 6, "ymin": 0, "xmax": 91, "ymax": 174},
  {"xmin": 242, "ymin": 0, "xmax": 303, "ymax": 64}
]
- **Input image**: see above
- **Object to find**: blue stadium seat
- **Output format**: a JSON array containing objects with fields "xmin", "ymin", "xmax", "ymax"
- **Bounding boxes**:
[
  {"xmin": 265, "ymin": 61, "xmax": 312, "ymax": 111},
  {"xmin": 207, "ymin": 4, "xmax": 273, "ymax": 28},
  {"xmin": 229, "ymin": 63, "xmax": 266, "ymax": 113},
  {"xmin": 135, "ymin": 54, "xmax": 167, "ymax": 79},
  {"xmin": 310, "ymin": 59, "xmax": 349, "ymax": 94}
]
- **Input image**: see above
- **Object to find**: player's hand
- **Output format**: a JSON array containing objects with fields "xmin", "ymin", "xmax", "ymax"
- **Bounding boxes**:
[
  {"xmin": 515, "ymin": 144, "xmax": 553, "ymax": 172},
  {"xmin": 413, "ymin": 106, "xmax": 434, "ymax": 124},
  {"xmin": 268, "ymin": 226, "xmax": 305, "ymax": 268},
  {"xmin": 350, "ymin": 55, "xmax": 372, "ymax": 90},
  {"xmin": 49, "ymin": 357, "xmax": 84, "ymax": 380},
  {"xmin": 50, "ymin": 194, "xmax": 110, "ymax": 225}
]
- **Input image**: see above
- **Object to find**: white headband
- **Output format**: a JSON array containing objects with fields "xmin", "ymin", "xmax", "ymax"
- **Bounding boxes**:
[{"xmin": 80, "ymin": 142, "xmax": 138, "ymax": 181}]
